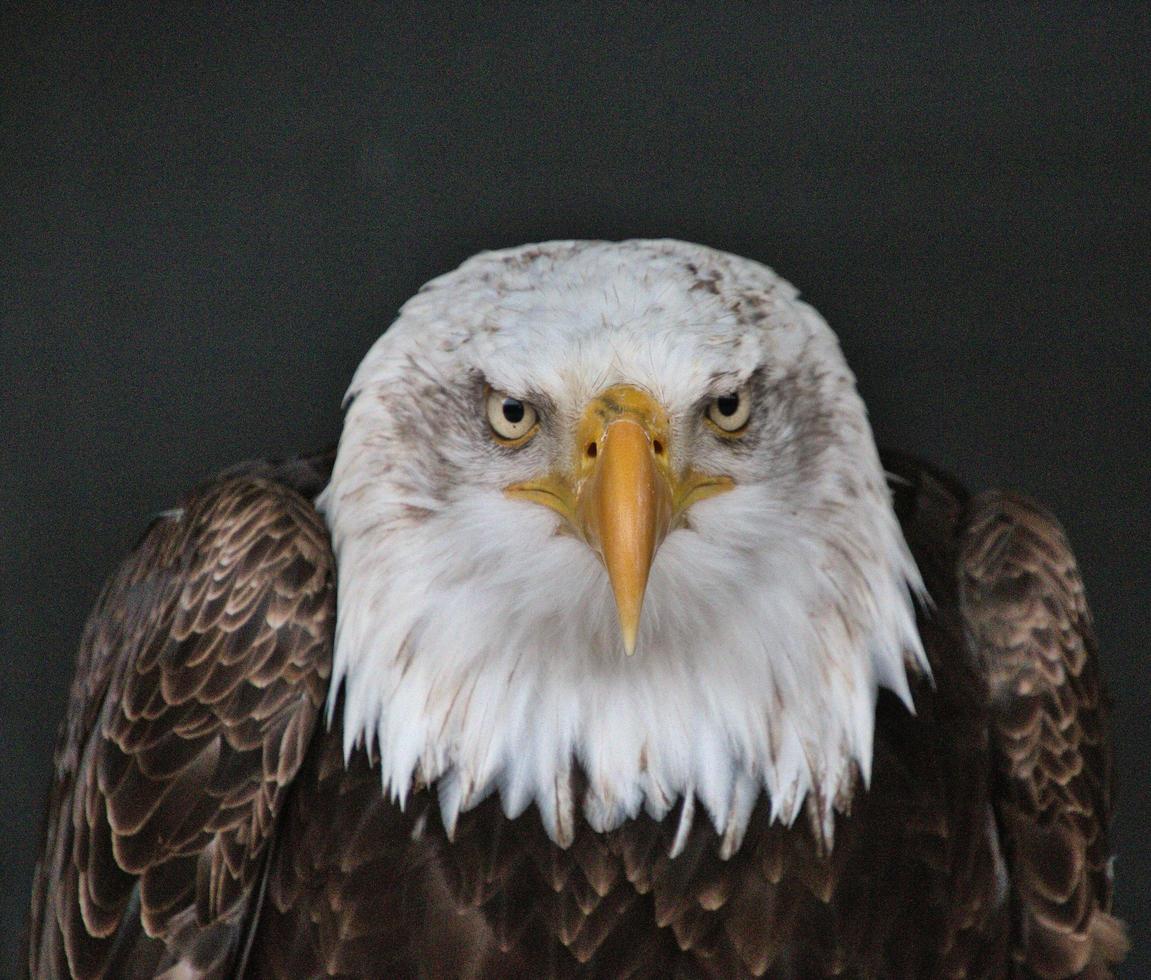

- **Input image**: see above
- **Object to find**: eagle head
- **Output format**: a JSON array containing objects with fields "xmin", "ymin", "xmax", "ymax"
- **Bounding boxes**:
[{"xmin": 318, "ymin": 240, "xmax": 927, "ymax": 851}]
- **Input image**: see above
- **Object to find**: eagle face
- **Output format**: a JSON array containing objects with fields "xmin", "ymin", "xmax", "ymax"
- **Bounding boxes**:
[{"xmin": 319, "ymin": 240, "xmax": 926, "ymax": 849}]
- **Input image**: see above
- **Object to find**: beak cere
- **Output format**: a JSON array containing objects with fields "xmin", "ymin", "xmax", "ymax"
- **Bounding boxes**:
[
  {"xmin": 505, "ymin": 384, "xmax": 733, "ymax": 655},
  {"xmin": 577, "ymin": 417, "xmax": 673, "ymax": 655}
]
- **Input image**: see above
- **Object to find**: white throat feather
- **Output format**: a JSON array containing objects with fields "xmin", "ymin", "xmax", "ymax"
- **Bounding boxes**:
[{"xmin": 318, "ymin": 239, "xmax": 928, "ymax": 853}]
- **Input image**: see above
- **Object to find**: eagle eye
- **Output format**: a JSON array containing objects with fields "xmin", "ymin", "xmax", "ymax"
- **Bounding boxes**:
[
  {"xmin": 486, "ymin": 387, "xmax": 539, "ymax": 443},
  {"xmin": 705, "ymin": 387, "xmax": 752, "ymax": 434}
]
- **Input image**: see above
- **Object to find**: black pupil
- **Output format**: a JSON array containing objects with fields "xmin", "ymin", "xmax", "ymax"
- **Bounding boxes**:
[
  {"xmin": 502, "ymin": 399, "xmax": 525, "ymax": 424},
  {"xmin": 716, "ymin": 393, "xmax": 740, "ymax": 417}
]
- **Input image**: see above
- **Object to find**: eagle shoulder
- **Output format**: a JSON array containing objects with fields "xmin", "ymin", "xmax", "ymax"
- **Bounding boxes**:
[
  {"xmin": 958, "ymin": 491, "xmax": 1128, "ymax": 978},
  {"xmin": 28, "ymin": 470, "xmax": 335, "ymax": 978}
]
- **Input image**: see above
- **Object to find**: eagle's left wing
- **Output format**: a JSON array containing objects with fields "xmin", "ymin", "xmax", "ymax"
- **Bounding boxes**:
[
  {"xmin": 28, "ymin": 472, "xmax": 334, "ymax": 978},
  {"xmin": 958, "ymin": 492, "xmax": 1128, "ymax": 978}
]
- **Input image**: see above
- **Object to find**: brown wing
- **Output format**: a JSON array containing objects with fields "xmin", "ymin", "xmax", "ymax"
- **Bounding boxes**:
[
  {"xmin": 958, "ymin": 492, "xmax": 1128, "ymax": 978},
  {"xmin": 28, "ymin": 474, "xmax": 334, "ymax": 978}
]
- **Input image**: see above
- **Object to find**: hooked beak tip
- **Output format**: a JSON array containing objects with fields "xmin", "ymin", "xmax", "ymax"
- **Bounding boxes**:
[{"xmin": 620, "ymin": 616, "xmax": 640, "ymax": 657}]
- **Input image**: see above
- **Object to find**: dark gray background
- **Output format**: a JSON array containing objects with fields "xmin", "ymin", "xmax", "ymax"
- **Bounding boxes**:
[{"xmin": 2, "ymin": 4, "xmax": 1147, "ymax": 975}]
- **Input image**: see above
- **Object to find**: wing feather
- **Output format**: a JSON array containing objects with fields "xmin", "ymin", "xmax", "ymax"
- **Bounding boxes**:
[
  {"xmin": 28, "ymin": 473, "xmax": 334, "ymax": 978},
  {"xmin": 958, "ymin": 492, "xmax": 1127, "ymax": 978}
]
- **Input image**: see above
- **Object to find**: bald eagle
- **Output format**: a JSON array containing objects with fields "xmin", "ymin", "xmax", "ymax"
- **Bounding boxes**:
[{"xmin": 29, "ymin": 241, "xmax": 1126, "ymax": 978}]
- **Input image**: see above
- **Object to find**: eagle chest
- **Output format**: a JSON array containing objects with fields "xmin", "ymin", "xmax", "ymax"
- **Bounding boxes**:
[{"xmin": 246, "ymin": 696, "xmax": 1009, "ymax": 980}]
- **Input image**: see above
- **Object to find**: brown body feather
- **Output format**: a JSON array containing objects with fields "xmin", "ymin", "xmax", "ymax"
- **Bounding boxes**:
[{"xmin": 27, "ymin": 451, "xmax": 1125, "ymax": 978}]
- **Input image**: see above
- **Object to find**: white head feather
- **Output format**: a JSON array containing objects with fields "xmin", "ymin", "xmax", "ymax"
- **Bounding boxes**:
[{"xmin": 318, "ymin": 239, "xmax": 927, "ymax": 852}]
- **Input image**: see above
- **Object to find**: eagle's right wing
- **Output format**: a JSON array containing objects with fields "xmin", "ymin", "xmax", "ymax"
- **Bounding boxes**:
[
  {"xmin": 28, "ymin": 473, "xmax": 334, "ymax": 978},
  {"xmin": 958, "ymin": 493, "xmax": 1128, "ymax": 978}
]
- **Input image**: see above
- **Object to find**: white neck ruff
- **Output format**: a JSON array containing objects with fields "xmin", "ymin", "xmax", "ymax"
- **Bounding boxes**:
[{"xmin": 319, "ymin": 476, "xmax": 925, "ymax": 854}]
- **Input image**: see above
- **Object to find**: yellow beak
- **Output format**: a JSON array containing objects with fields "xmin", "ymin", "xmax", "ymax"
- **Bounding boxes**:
[
  {"xmin": 506, "ymin": 385, "xmax": 732, "ymax": 654},
  {"xmin": 577, "ymin": 416, "xmax": 673, "ymax": 654}
]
